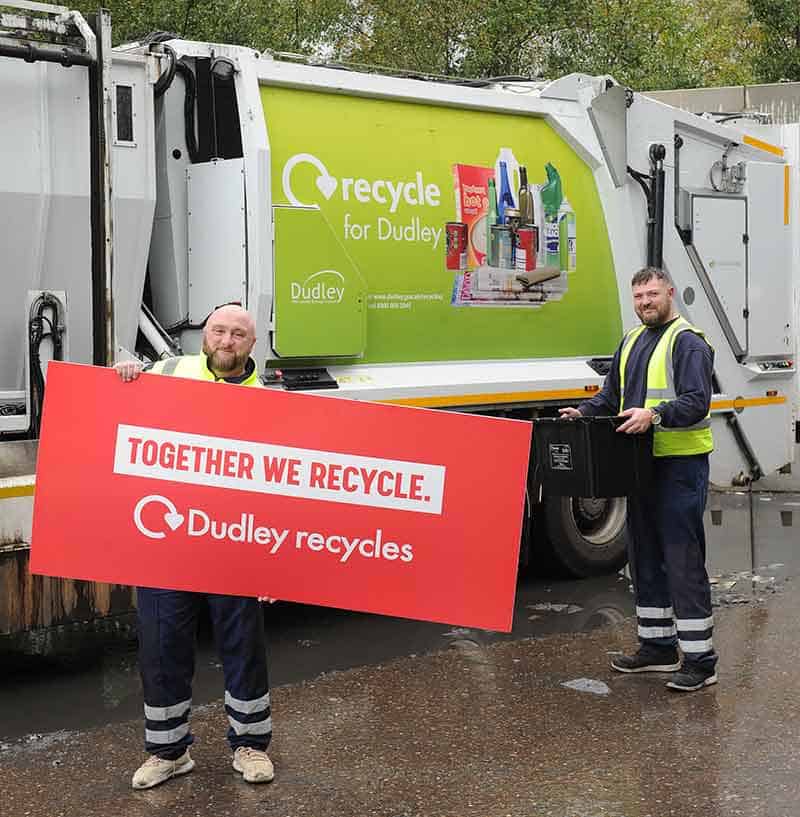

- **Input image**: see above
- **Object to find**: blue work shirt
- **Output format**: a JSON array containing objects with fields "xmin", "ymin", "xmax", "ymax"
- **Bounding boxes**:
[{"xmin": 578, "ymin": 317, "xmax": 714, "ymax": 428}]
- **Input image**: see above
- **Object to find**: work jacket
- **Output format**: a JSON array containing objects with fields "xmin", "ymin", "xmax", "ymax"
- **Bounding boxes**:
[
  {"xmin": 618, "ymin": 317, "xmax": 713, "ymax": 457},
  {"xmin": 147, "ymin": 353, "xmax": 261, "ymax": 387}
]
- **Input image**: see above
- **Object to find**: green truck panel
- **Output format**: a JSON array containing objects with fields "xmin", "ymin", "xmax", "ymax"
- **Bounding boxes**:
[
  {"xmin": 273, "ymin": 206, "xmax": 367, "ymax": 358},
  {"xmin": 261, "ymin": 86, "xmax": 622, "ymax": 364}
]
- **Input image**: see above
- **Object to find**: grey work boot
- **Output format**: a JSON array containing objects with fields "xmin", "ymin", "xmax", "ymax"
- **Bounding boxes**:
[
  {"xmin": 666, "ymin": 664, "xmax": 718, "ymax": 692},
  {"xmin": 611, "ymin": 645, "xmax": 681, "ymax": 673}
]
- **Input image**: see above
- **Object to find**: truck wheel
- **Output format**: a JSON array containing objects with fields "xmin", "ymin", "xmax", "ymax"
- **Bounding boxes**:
[{"xmin": 541, "ymin": 495, "xmax": 628, "ymax": 577}]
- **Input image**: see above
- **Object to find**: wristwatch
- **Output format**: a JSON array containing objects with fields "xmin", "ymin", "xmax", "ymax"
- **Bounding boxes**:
[{"xmin": 650, "ymin": 408, "xmax": 662, "ymax": 426}]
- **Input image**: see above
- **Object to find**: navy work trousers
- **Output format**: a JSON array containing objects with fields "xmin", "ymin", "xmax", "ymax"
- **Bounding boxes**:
[
  {"xmin": 137, "ymin": 588, "xmax": 271, "ymax": 759},
  {"xmin": 626, "ymin": 453, "xmax": 717, "ymax": 671}
]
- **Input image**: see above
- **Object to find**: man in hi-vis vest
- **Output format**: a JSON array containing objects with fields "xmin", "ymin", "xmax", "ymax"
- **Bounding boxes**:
[
  {"xmin": 560, "ymin": 267, "xmax": 717, "ymax": 692},
  {"xmin": 115, "ymin": 305, "xmax": 276, "ymax": 788}
]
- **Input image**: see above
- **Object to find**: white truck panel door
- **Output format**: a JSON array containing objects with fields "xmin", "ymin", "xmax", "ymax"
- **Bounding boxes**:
[
  {"xmin": 692, "ymin": 196, "xmax": 747, "ymax": 352},
  {"xmin": 187, "ymin": 158, "xmax": 247, "ymax": 323},
  {"xmin": 746, "ymin": 162, "xmax": 793, "ymax": 358}
]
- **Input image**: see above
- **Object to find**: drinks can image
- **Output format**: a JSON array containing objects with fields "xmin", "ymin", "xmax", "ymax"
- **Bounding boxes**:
[
  {"xmin": 445, "ymin": 222, "xmax": 468, "ymax": 270},
  {"xmin": 515, "ymin": 225, "xmax": 538, "ymax": 272},
  {"xmin": 492, "ymin": 225, "xmax": 514, "ymax": 269},
  {"xmin": 504, "ymin": 206, "xmax": 521, "ymax": 231}
]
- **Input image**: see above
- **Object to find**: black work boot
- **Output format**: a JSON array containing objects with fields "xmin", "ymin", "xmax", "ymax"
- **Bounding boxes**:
[
  {"xmin": 611, "ymin": 644, "xmax": 681, "ymax": 673},
  {"xmin": 666, "ymin": 663, "xmax": 718, "ymax": 692}
]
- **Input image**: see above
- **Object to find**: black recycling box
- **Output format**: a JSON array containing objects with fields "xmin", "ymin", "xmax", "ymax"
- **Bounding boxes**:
[{"xmin": 532, "ymin": 416, "xmax": 653, "ymax": 498}]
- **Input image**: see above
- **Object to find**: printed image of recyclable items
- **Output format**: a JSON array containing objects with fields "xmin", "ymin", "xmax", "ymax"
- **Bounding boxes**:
[{"xmin": 447, "ymin": 152, "xmax": 576, "ymax": 309}]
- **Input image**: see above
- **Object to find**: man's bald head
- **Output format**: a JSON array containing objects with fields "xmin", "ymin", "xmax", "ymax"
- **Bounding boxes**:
[
  {"xmin": 207, "ymin": 304, "xmax": 256, "ymax": 335},
  {"xmin": 202, "ymin": 305, "xmax": 257, "ymax": 378}
]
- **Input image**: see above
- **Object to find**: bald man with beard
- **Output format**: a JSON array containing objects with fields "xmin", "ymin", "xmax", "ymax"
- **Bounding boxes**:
[{"xmin": 114, "ymin": 305, "xmax": 275, "ymax": 790}]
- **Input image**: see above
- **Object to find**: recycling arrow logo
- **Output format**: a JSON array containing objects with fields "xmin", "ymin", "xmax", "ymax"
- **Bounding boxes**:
[
  {"xmin": 282, "ymin": 153, "xmax": 338, "ymax": 207},
  {"xmin": 133, "ymin": 494, "xmax": 184, "ymax": 540}
]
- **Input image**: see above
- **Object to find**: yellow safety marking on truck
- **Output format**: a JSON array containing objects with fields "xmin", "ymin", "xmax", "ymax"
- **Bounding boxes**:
[
  {"xmin": 711, "ymin": 395, "xmax": 786, "ymax": 411},
  {"xmin": 383, "ymin": 387, "xmax": 608, "ymax": 409},
  {"xmin": 383, "ymin": 391, "xmax": 787, "ymax": 411},
  {"xmin": 0, "ymin": 483, "xmax": 35, "ymax": 499},
  {"xmin": 785, "ymin": 165, "xmax": 791, "ymax": 225},
  {"xmin": 743, "ymin": 135, "xmax": 784, "ymax": 158}
]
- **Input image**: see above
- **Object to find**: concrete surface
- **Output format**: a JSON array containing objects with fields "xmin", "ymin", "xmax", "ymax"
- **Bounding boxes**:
[{"xmin": 2, "ymin": 577, "xmax": 799, "ymax": 817}]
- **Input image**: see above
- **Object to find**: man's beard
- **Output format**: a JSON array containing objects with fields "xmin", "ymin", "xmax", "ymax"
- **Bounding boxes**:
[
  {"xmin": 637, "ymin": 303, "xmax": 670, "ymax": 327},
  {"xmin": 203, "ymin": 341, "xmax": 248, "ymax": 374}
]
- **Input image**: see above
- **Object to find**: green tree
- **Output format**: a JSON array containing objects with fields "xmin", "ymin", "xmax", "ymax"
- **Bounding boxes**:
[
  {"xmin": 75, "ymin": 0, "xmax": 348, "ymax": 53},
  {"xmin": 749, "ymin": 0, "xmax": 800, "ymax": 81},
  {"xmin": 535, "ymin": 0, "xmax": 756, "ymax": 90},
  {"xmin": 323, "ymin": 0, "xmax": 757, "ymax": 89},
  {"xmin": 458, "ymin": 0, "xmax": 576, "ymax": 79},
  {"xmin": 317, "ymin": 0, "xmax": 488, "ymax": 76},
  {"xmin": 76, "ymin": 0, "xmax": 762, "ymax": 90}
]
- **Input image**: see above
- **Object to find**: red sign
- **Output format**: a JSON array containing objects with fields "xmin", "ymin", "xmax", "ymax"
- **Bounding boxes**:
[{"xmin": 30, "ymin": 362, "xmax": 531, "ymax": 631}]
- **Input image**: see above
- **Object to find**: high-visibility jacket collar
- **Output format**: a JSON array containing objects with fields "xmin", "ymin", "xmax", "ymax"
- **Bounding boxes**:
[{"xmin": 149, "ymin": 354, "xmax": 261, "ymax": 387}]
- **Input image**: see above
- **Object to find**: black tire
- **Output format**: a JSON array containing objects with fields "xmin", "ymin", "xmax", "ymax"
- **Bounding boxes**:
[{"xmin": 540, "ymin": 495, "xmax": 628, "ymax": 577}]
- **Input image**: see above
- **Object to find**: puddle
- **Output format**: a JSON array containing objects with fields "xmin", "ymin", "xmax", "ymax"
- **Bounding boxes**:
[
  {"xmin": 561, "ymin": 678, "xmax": 611, "ymax": 695},
  {"xmin": 0, "ymin": 573, "xmax": 633, "ymax": 745},
  {"xmin": 706, "ymin": 488, "xmax": 800, "ymax": 596}
]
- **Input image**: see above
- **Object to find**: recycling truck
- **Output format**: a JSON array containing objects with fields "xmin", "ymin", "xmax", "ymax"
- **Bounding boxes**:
[{"xmin": 0, "ymin": 3, "xmax": 797, "ymax": 652}]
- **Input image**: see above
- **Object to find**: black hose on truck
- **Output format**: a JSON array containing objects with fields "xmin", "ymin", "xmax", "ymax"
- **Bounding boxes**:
[
  {"xmin": 649, "ymin": 143, "xmax": 666, "ymax": 268},
  {"xmin": 143, "ymin": 33, "xmax": 199, "ymax": 163},
  {"xmin": 27, "ymin": 293, "xmax": 65, "ymax": 439},
  {"xmin": 627, "ymin": 143, "xmax": 666, "ymax": 269}
]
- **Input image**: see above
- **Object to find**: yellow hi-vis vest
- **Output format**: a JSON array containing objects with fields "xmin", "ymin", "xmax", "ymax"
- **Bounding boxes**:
[
  {"xmin": 147, "ymin": 353, "xmax": 262, "ymax": 387},
  {"xmin": 618, "ymin": 316, "xmax": 713, "ymax": 457}
]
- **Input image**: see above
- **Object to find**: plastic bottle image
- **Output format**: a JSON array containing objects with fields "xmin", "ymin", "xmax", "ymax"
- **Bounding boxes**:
[
  {"xmin": 486, "ymin": 177, "xmax": 499, "ymax": 266},
  {"xmin": 494, "ymin": 147, "xmax": 520, "ymax": 203},
  {"xmin": 530, "ymin": 183, "xmax": 545, "ymax": 266},
  {"xmin": 558, "ymin": 196, "xmax": 576, "ymax": 272},
  {"xmin": 497, "ymin": 161, "xmax": 516, "ymax": 225},
  {"xmin": 540, "ymin": 163, "xmax": 563, "ymax": 268}
]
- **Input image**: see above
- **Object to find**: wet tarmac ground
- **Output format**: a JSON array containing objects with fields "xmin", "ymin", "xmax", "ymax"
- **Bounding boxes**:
[{"xmin": 2, "ymin": 487, "xmax": 800, "ymax": 816}]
